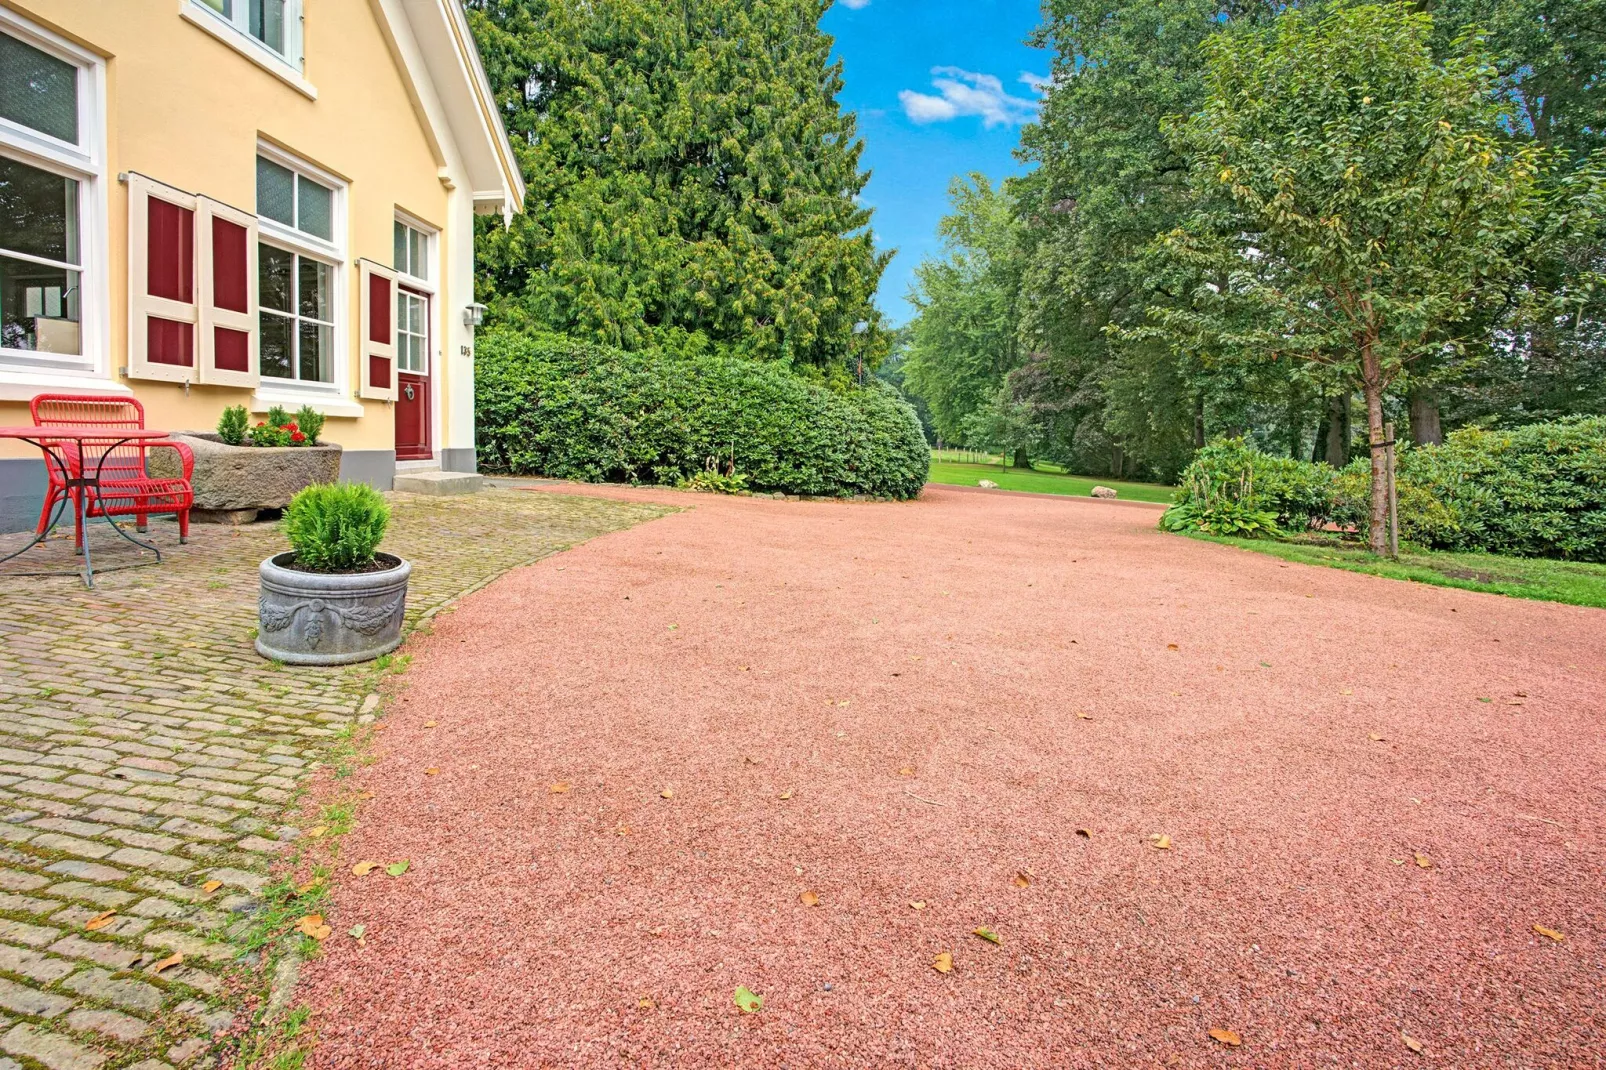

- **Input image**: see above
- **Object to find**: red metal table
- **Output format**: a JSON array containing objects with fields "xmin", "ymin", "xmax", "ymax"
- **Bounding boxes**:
[{"xmin": 0, "ymin": 425, "xmax": 174, "ymax": 588}]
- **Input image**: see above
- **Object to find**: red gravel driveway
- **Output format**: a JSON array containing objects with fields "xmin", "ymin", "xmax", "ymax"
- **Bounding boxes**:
[{"xmin": 299, "ymin": 485, "xmax": 1605, "ymax": 1068}]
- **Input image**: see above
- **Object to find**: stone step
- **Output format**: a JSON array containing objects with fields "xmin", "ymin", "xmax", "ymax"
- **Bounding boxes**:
[{"xmin": 392, "ymin": 469, "xmax": 484, "ymax": 496}]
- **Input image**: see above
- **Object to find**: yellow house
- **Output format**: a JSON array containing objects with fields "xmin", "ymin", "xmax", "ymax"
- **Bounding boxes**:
[{"xmin": 0, "ymin": 0, "xmax": 524, "ymax": 530}]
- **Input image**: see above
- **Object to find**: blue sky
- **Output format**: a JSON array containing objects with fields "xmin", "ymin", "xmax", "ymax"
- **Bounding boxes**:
[{"xmin": 822, "ymin": 0, "xmax": 1049, "ymax": 326}]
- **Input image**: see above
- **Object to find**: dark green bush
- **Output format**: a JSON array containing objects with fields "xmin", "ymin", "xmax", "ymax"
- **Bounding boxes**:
[
  {"xmin": 1164, "ymin": 437, "xmax": 1335, "ymax": 536},
  {"xmin": 283, "ymin": 483, "xmax": 390, "ymax": 572},
  {"xmin": 217, "ymin": 405, "xmax": 248, "ymax": 446},
  {"xmin": 474, "ymin": 329, "xmax": 930, "ymax": 499},
  {"xmin": 1336, "ymin": 416, "xmax": 1606, "ymax": 561}
]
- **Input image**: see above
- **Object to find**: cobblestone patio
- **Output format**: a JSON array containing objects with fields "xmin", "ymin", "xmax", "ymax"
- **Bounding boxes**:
[{"xmin": 0, "ymin": 487, "xmax": 667, "ymax": 1070}]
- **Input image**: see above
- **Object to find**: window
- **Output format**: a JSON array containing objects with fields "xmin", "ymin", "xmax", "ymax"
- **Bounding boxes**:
[
  {"xmin": 394, "ymin": 221, "xmax": 429, "ymax": 281},
  {"xmin": 0, "ymin": 14, "xmax": 102, "ymax": 376},
  {"xmin": 255, "ymin": 148, "xmax": 342, "ymax": 388},
  {"xmin": 191, "ymin": 0, "xmax": 301, "ymax": 65},
  {"xmin": 397, "ymin": 289, "xmax": 426, "ymax": 373}
]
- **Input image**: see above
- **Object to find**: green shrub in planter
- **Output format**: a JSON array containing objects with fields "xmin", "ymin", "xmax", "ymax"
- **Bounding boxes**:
[
  {"xmin": 474, "ymin": 329, "xmax": 929, "ymax": 499},
  {"xmin": 217, "ymin": 405, "xmax": 249, "ymax": 446},
  {"xmin": 283, "ymin": 482, "xmax": 391, "ymax": 572}
]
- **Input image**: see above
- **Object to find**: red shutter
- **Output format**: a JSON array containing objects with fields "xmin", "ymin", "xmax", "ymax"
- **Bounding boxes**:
[
  {"xmin": 359, "ymin": 259, "xmax": 398, "ymax": 401},
  {"xmin": 197, "ymin": 196, "xmax": 259, "ymax": 387},
  {"xmin": 128, "ymin": 174, "xmax": 200, "ymax": 383}
]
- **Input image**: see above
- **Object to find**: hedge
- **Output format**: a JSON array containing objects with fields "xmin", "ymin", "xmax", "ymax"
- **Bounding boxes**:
[
  {"xmin": 1164, "ymin": 417, "xmax": 1606, "ymax": 561},
  {"xmin": 474, "ymin": 328, "xmax": 930, "ymax": 499}
]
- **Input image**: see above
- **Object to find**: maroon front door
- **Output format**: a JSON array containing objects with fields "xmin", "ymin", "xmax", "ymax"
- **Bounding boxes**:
[{"xmin": 395, "ymin": 287, "xmax": 431, "ymax": 461}]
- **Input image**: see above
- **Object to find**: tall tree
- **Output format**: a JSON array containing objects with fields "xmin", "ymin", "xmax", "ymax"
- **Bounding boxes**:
[
  {"xmin": 901, "ymin": 174, "xmax": 1027, "ymax": 450},
  {"xmin": 1154, "ymin": 2, "xmax": 1573, "ymax": 553},
  {"xmin": 466, "ymin": 0, "xmax": 890, "ymax": 373}
]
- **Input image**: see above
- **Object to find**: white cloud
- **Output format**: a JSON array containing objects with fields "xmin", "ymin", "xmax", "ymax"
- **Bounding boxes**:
[
  {"xmin": 1019, "ymin": 71, "xmax": 1052, "ymax": 95},
  {"xmin": 898, "ymin": 67, "xmax": 1042, "ymax": 128},
  {"xmin": 839, "ymin": 0, "xmax": 871, "ymax": 8}
]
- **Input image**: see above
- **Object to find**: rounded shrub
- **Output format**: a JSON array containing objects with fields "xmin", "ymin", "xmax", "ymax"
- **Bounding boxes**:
[
  {"xmin": 474, "ymin": 329, "xmax": 930, "ymax": 499},
  {"xmin": 283, "ymin": 482, "xmax": 391, "ymax": 572}
]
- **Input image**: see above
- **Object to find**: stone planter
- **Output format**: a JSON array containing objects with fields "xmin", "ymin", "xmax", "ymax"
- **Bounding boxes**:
[
  {"xmin": 256, "ymin": 552, "xmax": 411, "ymax": 665},
  {"xmin": 150, "ymin": 433, "xmax": 342, "ymax": 522}
]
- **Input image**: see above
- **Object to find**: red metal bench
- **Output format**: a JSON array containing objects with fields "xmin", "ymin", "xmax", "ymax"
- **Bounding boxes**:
[{"xmin": 30, "ymin": 394, "xmax": 194, "ymax": 544}]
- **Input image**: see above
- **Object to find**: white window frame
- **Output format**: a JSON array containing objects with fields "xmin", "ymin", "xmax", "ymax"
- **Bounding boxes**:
[
  {"xmin": 178, "ymin": 1, "xmax": 315, "ymax": 101},
  {"xmin": 253, "ymin": 142, "xmax": 352, "ymax": 413},
  {"xmin": 0, "ymin": 8, "xmax": 116, "ymax": 400}
]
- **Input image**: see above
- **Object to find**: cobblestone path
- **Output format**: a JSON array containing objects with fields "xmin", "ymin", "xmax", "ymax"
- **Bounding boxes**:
[{"xmin": 0, "ymin": 487, "xmax": 666, "ymax": 1070}]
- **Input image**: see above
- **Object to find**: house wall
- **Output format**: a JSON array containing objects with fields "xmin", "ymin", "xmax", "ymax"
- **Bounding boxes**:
[{"xmin": 0, "ymin": 0, "xmax": 480, "ymax": 530}]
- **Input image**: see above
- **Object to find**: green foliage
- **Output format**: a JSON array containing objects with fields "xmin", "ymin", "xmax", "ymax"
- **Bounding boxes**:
[
  {"xmin": 283, "ymin": 483, "xmax": 391, "ymax": 572},
  {"xmin": 474, "ymin": 327, "xmax": 929, "ymax": 499},
  {"xmin": 1336, "ymin": 416, "xmax": 1606, "ymax": 560},
  {"xmin": 294, "ymin": 405, "xmax": 325, "ymax": 445},
  {"xmin": 1168, "ymin": 437, "xmax": 1336, "ymax": 533},
  {"xmin": 466, "ymin": 0, "xmax": 889, "ymax": 371},
  {"xmin": 217, "ymin": 405, "xmax": 249, "ymax": 446},
  {"xmin": 1159, "ymin": 498, "xmax": 1283, "ymax": 539},
  {"xmin": 246, "ymin": 406, "xmax": 317, "ymax": 448},
  {"xmin": 676, "ymin": 468, "xmax": 750, "ymax": 495}
]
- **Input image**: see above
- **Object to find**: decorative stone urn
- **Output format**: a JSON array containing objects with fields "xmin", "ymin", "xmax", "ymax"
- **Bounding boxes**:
[
  {"xmin": 149, "ymin": 433, "xmax": 343, "ymax": 523},
  {"xmin": 256, "ymin": 552, "xmax": 411, "ymax": 665}
]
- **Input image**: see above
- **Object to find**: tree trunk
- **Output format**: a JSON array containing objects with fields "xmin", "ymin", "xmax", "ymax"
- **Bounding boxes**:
[
  {"xmin": 1111, "ymin": 444, "xmax": 1124, "ymax": 478},
  {"xmin": 1324, "ymin": 392, "xmax": 1350, "ymax": 468},
  {"xmin": 1408, "ymin": 386, "xmax": 1443, "ymax": 446},
  {"xmin": 1286, "ymin": 381, "xmax": 1303, "ymax": 458},
  {"xmin": 1193, "ymin": 396, "xmax": 1206, "ymax": 450},
  {"xmin": 1360, "ymin": 337, "xmax": 1390, "ymax": 555},
  {"xmin": 1312, "ymin": 398, "xmax": 1330, "ymax": 463},
  {"xmin": 1012, "ymin": 447, "xmax": 1031, "ymax": 469}
]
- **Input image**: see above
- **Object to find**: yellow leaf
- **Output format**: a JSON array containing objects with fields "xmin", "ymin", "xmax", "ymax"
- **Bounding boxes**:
[
  {"xmin": 1012, "ymin": 871, "xmax": 1031, "ymax": 888},
  {"xmin": 799, "ymin": 891, "xmax": 820, "ymax": 907},
  {"xmin": 1533, "ymin": 925, "xmax": 1564, "ymax": 942},
  {"xmin": 307, "ymin": 825, "xmax": 328, "ymax": 839},
  {"xmin": 549, "ymin": 782, "xmax": 571, "ymax": 794},
  {"xmin": 932, "ymin": 952, "xmax": 953, "ymax": 974},
  {"xmin": 1402, "ymin": 1033, "xmax": 1425, "ymax": 1054},
  {"xmin": 909, "ymin": 900, "xmax": 927, "ymax": 911},
  {"xmin": 424, "ymin": 720, "xmax": 438, "ymax": 728},
  {"xmin": 1414, "ymin": 852, "xmax": 1433, "ymax": 869},
  {"xmin": 295, "ymin": 915, "xmax": 332, "ymax": 941},
  {"xmin": 150, "ymin": 952, "xmax": 183, "ymax": 974},
  {"xmin": 84, "ymin": 910, "xmax": 116, "ymax": 932},
  {"xmin": 660, "ymin": 788, "xmax": 674, "ymax": 799},
  {"xmin": 638, "ymin": 997, "xmax": 656, "ymax": 1010},
  {"xmin": 1075, "ymin": 828, "xmax": 1092, "ymax": 839},
  {"xmin": 352, "ymin": 860, "xmax": 379, "ymax": 876},
  {"xmin": 615, "ymin": 824, "xmax": 632, "ymax": 836},
  {"xmin": 425, "ymin": 768, "xmax": 439, "ymax": 776},
  {"xmin": 1150, "ymin": 834, "xmax": 1172, "ymax": 850},
  {"xmin": 202, "ymin": 880, "xmax": 223, "ymax": 894},
  {"xmin": 1076, "ymin": 711, "xmax": 1092, "ymax": 720},
  {"xmin": 973, "ymin": 926, "xmax": 1001, "ymax": 945},
  {"xmin": 1368, "ymin": 732, "xmax": 1386, "ymax": 742},
  {"xmin": 1208, "ymin": 1028, "xmax": 1242, "ymax": 1047},
  {"xmin": 1166, "ymin": 644, "xmax": 1179, "ymax": 651},
  {"xmin": 778, "ymin": 790, "xmax": 793, "ymax": 800},
  {"xmin": 898, "ymin": 766, "xmax": 916, "ymax": 777}
]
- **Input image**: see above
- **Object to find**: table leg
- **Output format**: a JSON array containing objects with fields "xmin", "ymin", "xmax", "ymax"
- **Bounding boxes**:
[
  {"xmin": 81, "ymin": 439, "xmax": 163, "ymax": 588},
  {"xmin": 0, "ymin": 486, "xmax": 69, "ymax": 567}
]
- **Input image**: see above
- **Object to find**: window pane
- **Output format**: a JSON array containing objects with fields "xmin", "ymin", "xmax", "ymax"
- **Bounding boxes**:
[
  {"xmin": 298, "ymin": 320, "xmax": 331, "ymax": 382},
  {"xmin": 0, "ymin": 255, "xmax": 80, "ymax": 354},
  {"xmin": 258, "ymin": 243, "xmax": 293, "ymax": 312},
  {"xmin": 250, "ymin": 0, "xmax": 286, "ymax": 55},
  {"xmin": 394, "ymin": 221, "xmax": 406, "ymax": 273},
  {"xmin": 198, "ymin": 0, "xmax": 230, "ymax": 13},
  {"xmin": 259, "ymin": 310, "xmax": 291, "ymax": 378},
  {"xmin": 297, "ymin": 178, "xmax": 332, "ymax": 240},
  {"xmin": 409, "ymin": 228, "xmax": 426, "ymax": 279},
  {"xmin": 298, "ymin": 257, "xmax": 330, "ymax": 320},
  {"xmin": 256, "ymin": 157, "xmax": 294, "ymax": 227},
  {"xmin": 0, "ymin": 32, "xmax": 78, "ymax": 145},
  {"xmin": 0, "ymin": 157, "xmax": 79, "ymax": 265}
]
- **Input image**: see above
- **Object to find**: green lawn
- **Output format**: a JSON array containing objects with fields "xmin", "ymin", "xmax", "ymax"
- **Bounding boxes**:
[
  {"xmin": 927, "ymin": 460, "xmax": 1177, "ymax": 504},
  {"xmin": 1183, "ymin": 531, "xmax": 1606, "ymax": 609}
]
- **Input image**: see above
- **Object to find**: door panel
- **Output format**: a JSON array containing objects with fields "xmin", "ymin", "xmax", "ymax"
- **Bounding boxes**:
[
  {"xmin": 396, "ymin": 372, "xmax": 430, "ymax": 460},
  {"xmin": 394, "ymin": 286, "xmax": 431, "ymax": 461}
]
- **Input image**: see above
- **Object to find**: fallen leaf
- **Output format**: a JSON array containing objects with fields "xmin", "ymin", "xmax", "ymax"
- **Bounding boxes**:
[
  {"xmin": 425, "ymin": 768, "xmax": 439, "ymax": 776},
  {"xmin": 973, "ymin": 926, "xmax": 1001, "ymax": 945},
  {"xmin": 297, "ymin": 880, "xmax": 319, "ymax": 894},
  {"xmin": 549, "ymin": 782, "xmax": 571, "ymax": 794},
  {"xmin": 1150, "ymin": 834, "xmax": 1172, "ymax": 850},
  {"xmin": 898, "ymin": 766, "xmax": 916, "ymax": 777},
  {"xmin": 1477, "ymin": 697, "xmax": 1492, "ymax": 703},
  {"xmin": 307, "ymin": 825, "xmax": 328, "ymax": 839},
  {"xmin": 799, "ymin": 891, "xmax": 820, "ymax": 907},
  {"xmin": 638, "ymin": 997, "xmax": 657, "ymax": 1009},
  {"xmin": 1533, "ymin": 924, "xmax": 1564, "ymax": 942},
  {"xmin": 1166, "ymin": 644, "xmax": 1179, "ymax": 651},
  {"xmin": 778, "ymin": 790, "xmax": 793, "ymax": 800},
  {"xmin": 1012, "ymin": 871, "xmax": 1031, "ymax": 888},
  {"xmin": 909, "ymin": 900, "xmax": 927, "ymax": 911},
  {"xmin": 351, "ymin": 861, "xmax": 379, "ymax": 876},
  {"xmin": 150, "ymin": 952, "xmax": 183, "ymax": 974},
  {"xmin": 1208, "ymin": 1028, "xmax": 1242, "ymax": 1047},
  {"xmin": 1368, "ymin": 732, "xmax": 1387, "ymax": 742},
  {"xmin": 660, "ymin": 788, "xmax": 674, "ymax": 799},
  {"xmin": 1075, "ymin": 828, "xmax": 1092, "ymax": 839},
  {"xmin": 1076, "ymin": 711, "xmax": 1093, "ymax": 720},
  {"xmin": 201, "ymin": 880, "xmax": 223, "ymax": 894},
  {"xmin": 615, "ymin": 824, "xmax": 632, "ymax": 836},
  {"xmin": 84, "ymin": 910, "xmax": 117, "ymax": 931},
  {"xmin": 385, "ymin": 861, "xmax": 410, "ymax": 877},
  {"xmin": 1341, "ymin": 689, "xmax": 1353, "ymax": 695},
  {"xmin": 932, "ymin": 952, "xmax": 953, "ymax": 974},
  {"xmin": 349, "ymin": 924, "xmax": 367, "ymax": 940},
  {"xmin": 1414, "ymin": 852, "xmax": 1433, "ymax": 869},
  {"xmin": 1402, "ymin": 1033, "xmax": 1425, "ymax": 1054},
  {"xmin": 295, "ymin": 915, "xmax": 332, "ymax": 940},
  {"xmin": 733, "ymin": 985, "xmax": 763, "ymax": 1013}
]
